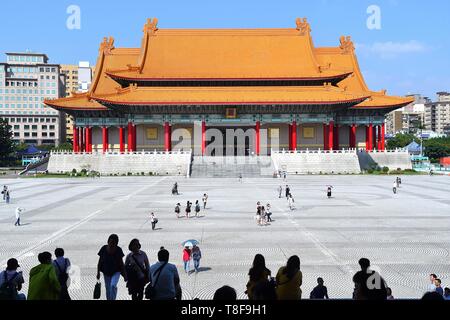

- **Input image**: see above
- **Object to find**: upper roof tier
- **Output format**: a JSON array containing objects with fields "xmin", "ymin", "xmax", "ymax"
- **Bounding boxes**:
[{"xmin": 105, "ymin": 18, "xmax": 352, "ymax": 82}]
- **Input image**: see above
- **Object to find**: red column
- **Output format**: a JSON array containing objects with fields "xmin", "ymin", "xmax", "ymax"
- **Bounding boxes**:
[
  {"xmin": 349, "ymin": 124, "xmax": 356, "ymax": 149},
  {"xmin": 381, "ymin": 123, "xmax": 386, "ymax": 151},
  {"xmin": 79, "ymin": 127, "xmax": 84, "ymax": 152},
  {"xmin": 119, "ymin": 126, "xmax": 125, "ymax": 153},
  {"xmin": 164, "ymin": 122, "xmax": 171, "ymax": 152},
  {"xmin": 73, "ymin": 126, "xmax": 78, "ymax": 152},
  {"xmin": 367, "ymin": 124, "xmax": 373, "ymax": 151},
  {"xmin": 85, "ymin": 127, "xmax": 92, "ymax": 153},
  {"xmin": 334, "ymin": 125, "xmax": 340, "ymax": 150},
  {"xmin": 291, "ymin": 121, "xmax": 297, "ymax": 151},
  {"xmin": 255, "ymin": 121, "xmax": 261, "ymax": 155},
  {"xmin": 328, "ymin": 121, "xmax": 334, "ymax": 151},
  {"xmin": 127, "ymin": 122, "xmax": 133, "ymax": 152},
  {"xmin": 373, "ymin": 126, "xmax": 377, "ymax": 150},
  {"xmin": 133, "ymin": 124, "xmax": 137, "ymax": 151},
  {"xmin": 102, "ymin": 127, "xmax": 108, "ymax": 153},
  {"xmin": 202, "ymin": 121, "xmax": 207, "ymax": 155},
  {"xmin": 323, "ymin": 123, "xmax": 329, "ymax": 150}
]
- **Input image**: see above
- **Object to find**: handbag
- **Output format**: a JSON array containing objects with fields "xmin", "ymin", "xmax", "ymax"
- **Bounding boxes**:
[
  {"xmin": 93, "ymin": 281, "xmax": 101, "ymax": 299},
  {"xmin": 144, "ymin": 262, "xmax": 167, "ymax": 300}
]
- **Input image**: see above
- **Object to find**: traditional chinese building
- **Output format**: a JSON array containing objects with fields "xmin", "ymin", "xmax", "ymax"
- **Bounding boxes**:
[{"xmin": 45, "ymin": 18, "xmax": 413, "ymax": 156}]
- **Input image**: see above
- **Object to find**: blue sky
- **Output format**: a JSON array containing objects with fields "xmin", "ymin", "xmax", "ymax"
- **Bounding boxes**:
[{"xmin": 1, "ymin": 0, "xmax": 449, "ymax": 99}]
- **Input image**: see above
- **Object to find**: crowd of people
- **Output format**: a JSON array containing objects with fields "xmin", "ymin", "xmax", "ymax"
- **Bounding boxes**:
[{"xmin": 1, "ymin": 236, "xmax": 449, "ymax": 301}]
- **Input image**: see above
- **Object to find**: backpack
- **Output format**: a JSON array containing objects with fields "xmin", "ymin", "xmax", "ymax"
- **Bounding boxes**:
[
  {"xmin": 175, "ymin": 206, "xmax": 180, "ymax": 213},
  {"xmin": 55, "ymin": 259, "xmax": 69, "ymax": 287},
  {"xmin": 0, "ymin": 272, "xmax": 18, "ymax": 301}
]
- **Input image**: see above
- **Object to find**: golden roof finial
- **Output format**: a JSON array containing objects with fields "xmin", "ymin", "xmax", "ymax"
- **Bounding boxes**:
[
  {"xmin": 144, "ymin": 18, "xmax": 159, "ymax": 34},
  {"xmin": 295, "ymin": 18, "xmax": 311, "ymax": 36},
  {"xmin": 339, "ymin": 36, "xmax": 355, "ymax": 54}
]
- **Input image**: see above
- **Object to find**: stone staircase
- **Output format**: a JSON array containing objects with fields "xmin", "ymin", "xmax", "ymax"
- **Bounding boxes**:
[{"xmin": 190, "ymin": 156, "xmax": 275, "ymax": 178}]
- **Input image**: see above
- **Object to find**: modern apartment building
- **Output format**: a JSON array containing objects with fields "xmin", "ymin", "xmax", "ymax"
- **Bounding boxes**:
[
  {"xmin": 0, "ymin": 52, "xmax": 66, "ymax": 145},
  {"xmin": 61, "ymin": 62, "xmax": 94, "ymax": 141},
  {"xmin": 425, "ymin": 92, "xmax": 450, "ymax": 136},
  {"xmin": 386, "ymin": 94, "xmax": 429, "ymax": 135}
]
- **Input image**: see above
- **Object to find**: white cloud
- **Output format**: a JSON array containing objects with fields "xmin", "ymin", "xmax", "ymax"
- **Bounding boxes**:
[{"xmin": 356, "ymin": 40, "xmax": 428, "ymax": 59}]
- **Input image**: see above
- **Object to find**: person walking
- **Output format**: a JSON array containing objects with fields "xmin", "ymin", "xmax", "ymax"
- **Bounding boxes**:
[
  {"xmin": 125, "ymin": 239, "xmax": 150, "ymax": 301},
  {"xmin": 0, "ymin": 258, "xmax": 26, "ymax": 300},
  {"xmin": 246, "ymin": 254, "xmax": 271, "ymax": 300},
  {"xmin": 288, "ymin": 194, "xmax": 295, "ymax": 210},
  {"xmin": 96, "ymin": 234, "xmax": 127, "ymax": 300},
  {"xmin": 5, "ymin": 190, "xmax": 10, "ymax": 204},
  {"xmin": 53, "ymin": 248, "xmax": 71, "ymax": 300},
  {"xmin": 172, "ymin": 183, "xmax": 179, "ymax": 195},
  {"xmin": 150, "ymin": 212, "xmax": 158, "ymax": 230},
  {"xmin": 327, "ymin": 186, "xmax": 333, "ymax": 199},
  {"xmin": 149, "ymin": 248, "xmax": 181, "ymax": 300},
  {"xmin": 266, "ymin": 203, "xmax": 273, "ymax": 222},
  {"xmin": 28, "ymin": 252, "xmax": 61, "ymax": 300},
  {"xmin": 182, "ymin": 246, "xmax": 191, "ymax": 274},
  {"xmin": 285, "ymin": 185, "xmax": 290, "ymax": 200},
  {"xmin": 185, "ymin": 201, "xmax": 192, "ymax": 218},
  {"xmin": 14, "ymin": 207, "xmax": 23, "ymax": 226},
  {"xmin": 278, "ymin": 186, "xmax": 283, "ymax": 198},
  {"xmin": 175, "ymin": 203, "xmax": 181, "ymax": 218},
  {"xmin": 310, "ymin": 277, "xmax": 329, "ymax": 299},
  {"xmin": 238, "ymin": 173, "xmax": 243, "ymax": 183},
  {"xmin": 260, "ymin": 206, "xmax": 267, "ymax": 226},
  {"xmin": 392, "ymin": 181, "xmax": 397, "ymax": 194},
  {"xmin": 202, "ymin": 194, "xmax": 208, "ymax": 210},
  {"xmin": 256, "ymin": 202, "xmax": 262, "ymax": 226},
  {"xmin": 192, "ymin": 245, "xmax": 202, "ymax": 273},
  {"xmin": 1, "ymin": 185, "xmax": 7, "ymax": 201},
  {"xmin": 275, "ymin": 255, "xmax": 302, "ymax": 300},
  {"xmin": 194, "ymin": 200, "xmax": 201, "ymax": 217}
]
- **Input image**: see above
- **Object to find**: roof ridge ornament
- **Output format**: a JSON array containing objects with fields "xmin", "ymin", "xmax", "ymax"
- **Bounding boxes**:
[
  {"xmin": 99, "ymin": 36, "xmax": 115, "ymax": 55},
  {"xmin": 339, "ymin": 36, "xmax": 355, "ymax": 54},
  {"xmin": 144, "ymin": 18, "xmax": 158, "ymax": 35},
  {"xmin": 295, "ymin": 18, "xmax": 311, "ymax": 36}
]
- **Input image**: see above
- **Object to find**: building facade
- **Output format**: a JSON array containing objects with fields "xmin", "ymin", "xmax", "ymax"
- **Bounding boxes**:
[
  {"xmin": 61, "ymin": 62, "xmax": 95, "ymax": 141},
  {"xmin": 385, "ymin": 94, "xmax": 428, "ymax": 135},
  {"xmin": 425, "ymin": 92, "xmax": 450, "ymax": 136},
  {"xmin": 0, "ymin": 52, "xmax": 66, "ymax": 145},
  {"xmin": 45, "ymin": 18, "xmax": 413, "ymax": 155}
]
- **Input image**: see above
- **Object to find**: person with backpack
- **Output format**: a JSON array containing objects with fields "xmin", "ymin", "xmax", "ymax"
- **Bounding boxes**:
[
  {"xmin": 194, "ymin": 200, "xmax": 201, "ymax": 217},
  {"xmin": 185, "ymin": 201, "xmax": 192, "ymax": 218},
  {"xmin": 275, "ymin": 255, "xmax": 303, "ymax": 300},
  {"xmin": 28, "ymin": 252, "xmax": 61, "ymax": 300},
  {"xmin": 53, "ymin": 248, "xmax": 71, "ymax": 300},
  {"xmin": 125, "ymin": 239, "xmax": 150, "ymax": 300},
  {"xmin": 175, "ymin": 203, "xmax": 181, "ymax": 218},
  {"xmin": 96, "ymin": 234, "xmax": 127, "ymax": 300},
  {"xmin": 147, "ymin": 248, "xmax": 180, "ymax": 300},
  {"xmin": 0, "ymin": 258, "xmax": 26, "ymax": 300}
]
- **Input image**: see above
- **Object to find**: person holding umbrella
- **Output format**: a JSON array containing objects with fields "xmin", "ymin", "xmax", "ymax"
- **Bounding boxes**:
[{"xmin": 182, "ymin": 246, "xmax": 191, "ymax": 274}]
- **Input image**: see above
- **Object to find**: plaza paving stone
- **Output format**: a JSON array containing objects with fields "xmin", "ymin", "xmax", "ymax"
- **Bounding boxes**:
[{"xmin": 0, "ymin": 175, "xmax": 449, "ymax": 300}]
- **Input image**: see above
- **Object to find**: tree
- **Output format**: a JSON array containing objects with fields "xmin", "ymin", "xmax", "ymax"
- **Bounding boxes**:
[
  {"xmin": 0, "ymin": 118, "xmax": 14, "ymax": 166},
  {"xmin": 423, "ymin": 137, "xmax": 450, "ymax": 162},
  {"xmin": 386, "ymin": 133, "xmax": 419, "ymax": 150}
]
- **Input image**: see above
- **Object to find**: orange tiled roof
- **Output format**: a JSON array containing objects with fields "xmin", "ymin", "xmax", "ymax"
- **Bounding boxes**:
[
  {"xmin": 44, "ymin": 38, "xmax": 140, "ymax": 111},
  {"xmin": 105, "ymin": 18, "xmax": 351, "ymax": 81},
  {"xmin": 314, "ymin": 37, "xmax": 414, "ymax": 109},
  {"xmin": 91, "ymin": 83, "xmax": 370, "ymax": 106}
]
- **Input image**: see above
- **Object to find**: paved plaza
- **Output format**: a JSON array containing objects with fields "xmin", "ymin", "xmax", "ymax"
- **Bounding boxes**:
[{"xmin": 0, "ymin": 175, "xmax": 449, "ymax": 300}]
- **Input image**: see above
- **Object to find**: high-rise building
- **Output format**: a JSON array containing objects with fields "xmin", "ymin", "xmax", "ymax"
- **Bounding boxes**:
[
  {"xmin": 61, "ymin": 62, "xmax": 95, "ymax": 141},
  {"xmin": 0, "ymin": 52, "xmax": 66, "ymax": 146},
  {"xmin": 425, "ymin": 92, "xmax": 450, "ymax": 135},
  {"xmin": 385, "ymin": 94, "xmax": 429, "ymax": 135}
]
